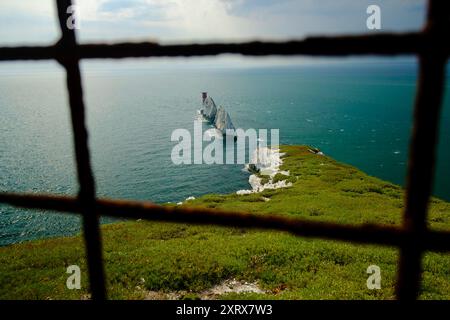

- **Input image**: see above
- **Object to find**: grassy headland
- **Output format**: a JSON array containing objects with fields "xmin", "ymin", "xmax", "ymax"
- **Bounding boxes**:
[{"xmin": 0, "ymin": 146, "xmax": 449, "ymax": 299}]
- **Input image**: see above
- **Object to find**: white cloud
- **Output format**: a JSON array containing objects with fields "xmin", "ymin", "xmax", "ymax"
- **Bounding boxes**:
[
  {"xmin": 72, "ymin": 0, "xmax": 255, "ymax": 41},
  {"xmin": 0, "ymin": 0, "xmax": 427, "ymax": 44},
  {"xmin": 0, "ymin": 0, "xmax": 55, "ymax": 17},
  {"xmin": 143, "ymin": 0, "xmax": 252, "ymax": 41}
]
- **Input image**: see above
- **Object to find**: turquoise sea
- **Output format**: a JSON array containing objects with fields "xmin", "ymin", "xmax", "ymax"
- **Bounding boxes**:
[{"xmin": 1, "ymin": 60, "xmax": 449, "ymax": 245}]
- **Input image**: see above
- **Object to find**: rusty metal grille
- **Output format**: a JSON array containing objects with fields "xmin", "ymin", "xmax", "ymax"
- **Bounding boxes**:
[{"xmin": 0, "ymin": 0, "xmax": 449, "ymax": 301}]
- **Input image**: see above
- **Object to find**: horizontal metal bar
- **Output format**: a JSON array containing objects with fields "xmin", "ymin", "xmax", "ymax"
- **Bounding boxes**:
[
  {"xmin": 0, "ymin": 32, "xmax": 448, "ymax": 62},
  {"xmin": 1, "ymin": 192, "xmax": 449, "ymax": 252}
]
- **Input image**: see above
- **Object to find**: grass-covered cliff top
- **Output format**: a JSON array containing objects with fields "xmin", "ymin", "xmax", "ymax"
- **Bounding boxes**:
[{"xmin": 0, "ymin": 145, "xmax": 449, "ymax": 299}]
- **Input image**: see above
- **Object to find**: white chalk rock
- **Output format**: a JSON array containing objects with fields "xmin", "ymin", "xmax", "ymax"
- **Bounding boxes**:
[
  {"xmin": 201, "ymin": 96, "xmax": 217, "ymax": 122},
  {"xmin": 214, "ymin": 106, "xmax": 235, "ymax": 134}
]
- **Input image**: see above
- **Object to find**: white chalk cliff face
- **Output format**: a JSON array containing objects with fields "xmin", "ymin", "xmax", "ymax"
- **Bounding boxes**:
[
  {"xmin": 200, "ymin": 95, "xmax": 236, "ymax": 135},
  {"xmin": 237, "ymin": 147, "xmax": 292, "ymax": 195},
  {"xmin": 214, "ymin": 106, "xmax": 235, "ymax": 134},
  {"xmin": 201, "ymin": 97, "xmax": 217, "ymax": 122}
]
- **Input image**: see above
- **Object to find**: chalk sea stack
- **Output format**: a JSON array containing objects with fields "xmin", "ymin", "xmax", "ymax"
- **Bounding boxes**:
[
  {"xmin": 200, "ymin": 92, "xmax": 236, "ymax": 138},
  {"xmin": 201, "ymin": 93, "xmax": 217, "ymax": 122}
]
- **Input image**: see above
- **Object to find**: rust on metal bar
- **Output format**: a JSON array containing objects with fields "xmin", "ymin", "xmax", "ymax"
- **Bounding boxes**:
[
  {"xmin": 55, "ymin": 0, "xmax": 106, "ymax": 300},
  {"xmin": 1, "ymin": 192, "xmax": 449, "ymax": 252},
  {"xmin": 396, "ymin": 0, "xmax": 449, "ymax": 301},
  {"xmin": 0, "ymin": 32, "xmax": 449, "ymax": 62}
]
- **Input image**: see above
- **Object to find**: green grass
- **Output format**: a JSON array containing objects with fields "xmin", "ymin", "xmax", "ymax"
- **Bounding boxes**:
[{"xmin": 0, "ymin": 145, "xmax": 449, "ymax": 300}]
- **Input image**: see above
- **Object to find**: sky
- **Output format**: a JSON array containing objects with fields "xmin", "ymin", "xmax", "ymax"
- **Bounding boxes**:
[{"xmin": 0, "ymin": 0, "xmax": 427, "ymax": 69}]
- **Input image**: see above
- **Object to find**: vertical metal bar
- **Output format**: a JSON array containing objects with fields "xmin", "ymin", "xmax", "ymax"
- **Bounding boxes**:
[
  {"xmin": 55, "ymin": 0, "xmax": 106, "ymax": 300},
  {"xmin": 396, "ymin": 0, "xmax": 449, "ymax": 300}
]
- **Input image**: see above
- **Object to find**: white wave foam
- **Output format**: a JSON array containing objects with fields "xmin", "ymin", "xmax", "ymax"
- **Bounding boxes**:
[{"xmin": 196, "ymin": 110, "xmax": 209, "ymax": 122}]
